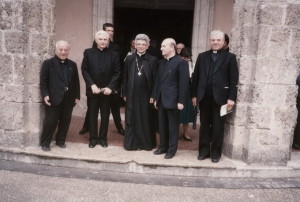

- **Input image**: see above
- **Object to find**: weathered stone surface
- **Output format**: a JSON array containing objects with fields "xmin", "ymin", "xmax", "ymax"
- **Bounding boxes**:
[
  {"xmin": 240, "ymin": 26, "xmax": 259, "ymax": 56},
  {"xmin": 0, "ymin": 31, "xmax": 3, "ymax": 53},
  {"xmin": 5, "ymin": 31, "xmax": 28, "ymax": 54},
  {"xmin": 237, "ymin": 83, "xmax": 254, "ymax": 103},
  {"xmin": 30, "ymin": 85, "xmax": 42, "ymax": 103},
  {"xmin": 11, "ymin": 103, "xmax": 26, "ymax": 131},
  {"xmin": 290, "ymin": 30, "xmax": 300, "ymax": 59},
  {"xmin": 0, "ymin": 84, "xmax": 4, "ymax": 101},
  {"xmin": 0, "ymin": 130, "xmax": 26, "ymax": 148},
  {"xmin": 5, "ymin": 84, "xmax": 29, "ymax": 103},
  {"xmin": 30, "ymin": 33, "xmax": 48, "ymax": 55},
  {"xmin": 43, "ymin": 4, "xmax": 55, "ymax": 34},
  {"xmin": 285, "ymin": 4, "xmax": 300, "ymax": 27},
  {"xmin": 246, "ymin": 145, "xmax": 289, "ymax": 165},
  {"xmin": 230, "ymin": 104, "xmax": 249, "ymax": 126},
  {"xmin": 0, "ymin": 54, "xmax": 12, "ymax": 83},
  {"xmin": 0, "ymin": 1, "xmax": 14, "ymax": 30},
  {"xmin": 285, "ymin": 85, "xmax": 298, "ymax": 107},
  {"xmin": 240, "ymin": 1, "xmax": 257, "ymax": 27},
  {"xmin": 273, "ymin": 106, "xmax": 297, "ymax": 132},
  {"xmin": 25, "ymin": 55, "xmax": 43, "ymax": 85},
  {"xmin": 256, "ymin": 25, "xmax": 272, "ymax": 58},
  {"xmin": 13, "ymin": 55, "xmax": 26, "ymax": 84},
  {"xmin": 238, "ymin": 57, "xmax": 256, "ymax": 83},
  {"xmin": 248, "ymin": 106, "xmax": 272, "ymax": 129},
  {"xmin": 251, "ymin": 84, "xmax": 288, "ymax": 106},
  {"xmin": 267, "ymin": 27, "xmax": 291, "ymax": 59},
  {"xmin": 257, "ymin": 3, "xmax": 285, "ymax": 26},
  {"xmin": 0, "ymin": 103, "xmax": 13, "ymax": 130},
  {"xmin": 23, "ymin": 1, "xmax": 43, "ymax": 32}
]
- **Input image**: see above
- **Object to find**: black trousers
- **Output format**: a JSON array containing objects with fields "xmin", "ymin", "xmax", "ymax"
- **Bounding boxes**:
[
  {"xmin": 40, "ymin": 95, "xmax": 74, "ymax": 147},
  {"xmin": 88, "ymin": 94, "xmax": 111, "ymax": 144},
  {"xmin": 157, "ymin": 104, "xmax": 179, "ymax": 155},
  {"xmin": 82, "ymin": 94, "xmax": 122, "ymax": 131},
  {"xmin": 198, "ymin": 95, "xmax": 225, "ymax": 159},
  {"xmin": 110, "ymin": 93, "xmax": 123, "ymax": 130},
  {"xmin": 293, "ymin": 98, "xmax": 300, "ymax": 146},
  {"xmin": 82, "ymin": 97, "xmax": 90, "ymax": 129}
]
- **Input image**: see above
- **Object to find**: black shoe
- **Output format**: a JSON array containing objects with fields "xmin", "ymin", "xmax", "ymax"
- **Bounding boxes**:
[
  {"xmin": 164, "ymin": 153, "xmax": 175, "ymax": 159},
  {"xmin": 42, "ymin": 146, "xmax": 50, "ymax": 151},
  {"xmin": 79, "ymin": 127, "xmax": 89, "ymax": 135},
  {"xmin": 89, "ymin": 142, "xmax": 97, "ymax": 148},
  {"xmin": 154, "ymin": 149, "xmax": 166, "ymax": 155},
  {"xmin": 198, "ymin": 154, "xmax": 209, "ymax": 160},
  {"xmin": 211, "ymin": 158, "xmax": 220, "ymax": 163},
  {"xmin": 117, "ymin": 128, "xmax": 125, "ymax": 136},
  {"xmin": 56, "ymin": 143, "xmax": 66, "ymax": 148},
  {"xmin": 292, "ymin": 144, "xmax": 300, "ymax": 150},
  {"xmin": 99, "ymin": 140, "xmax": 108, "ymax": 148},
  {"xmin": 183, "ymin": 135, "xmax": 192, "ymax": 141}
]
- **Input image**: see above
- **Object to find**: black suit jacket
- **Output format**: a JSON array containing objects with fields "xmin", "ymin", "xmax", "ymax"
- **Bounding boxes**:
[
  {"xmin": 154, "ymin": 55, "xmax": 190, "ymax": 109},
  {"xmin": 40, "ymin": 56, "xmax": 80, "ymax": 106},
  {"xmin": 191, "ymin": 50, "xmax": 239, "ymax": 105},
  {"xmin": 81, "ymin": 47, "xmax": 121, "ymax": 97}
]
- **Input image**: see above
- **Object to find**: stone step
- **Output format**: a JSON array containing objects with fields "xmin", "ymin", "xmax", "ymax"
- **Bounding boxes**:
[{"xmin": 0, "ymin": 143, "xmax": 299, "ymax": 179}]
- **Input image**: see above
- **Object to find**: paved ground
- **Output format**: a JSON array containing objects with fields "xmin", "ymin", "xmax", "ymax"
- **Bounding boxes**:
[{"xmin": 1, "ymin": 167, "xmax": 299, "ymax": 202}]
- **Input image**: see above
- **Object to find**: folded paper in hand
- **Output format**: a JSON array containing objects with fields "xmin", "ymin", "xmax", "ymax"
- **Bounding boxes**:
[{"xmin": 220, "ymin": 104, "xmax": 234, "ymax": 116}]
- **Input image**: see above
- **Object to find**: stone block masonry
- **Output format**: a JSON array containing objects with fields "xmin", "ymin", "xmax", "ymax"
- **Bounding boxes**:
[{"xmin": 0, "ymin": 0, "xmax": 55, "ymax": 148}]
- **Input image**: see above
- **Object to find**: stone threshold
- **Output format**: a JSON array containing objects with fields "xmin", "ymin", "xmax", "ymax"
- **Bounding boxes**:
[{"xmin": 0, "ymin": 142, "xmax": 299, "ymax": 178}]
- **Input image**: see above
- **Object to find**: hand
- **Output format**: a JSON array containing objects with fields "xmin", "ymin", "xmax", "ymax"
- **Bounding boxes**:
[
  {"xmin": 192, "ymin": 97, "xmax": 197, "ymax": 106},
  {"xmin": 177, "ymin": 103, "xmax": 184, "ymax": 110},
  {"xmin": 227, "ymin": 99, "xmax": 235, "ymax": 110},
  {"xmin": 123, "ymin": 97, "xmax": 126, "ymax": 102},
  {"xmin": 150, "ymin": 98, "xmax": 154, "ymax": 104},
  {"xmin": 154, "ymin": 101, "xmax": 157, "ymax": 110},
  {"xmin": 75, "ymin": 99, "xmax": 80, "ymax": 104},
  {"xmin": 91, "ymin": 84, "xmax": 100, "ymax": 94},
  {"xmin": 44, "ymin": 96, "xmax": 51, "ymax": 106},
  {"xmin": 103, "ymin": 87, "xmax": 112, "ymax": 95}
]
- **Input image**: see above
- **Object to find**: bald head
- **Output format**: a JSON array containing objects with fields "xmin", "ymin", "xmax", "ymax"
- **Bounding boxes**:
[{"xmin": 161, "ymin": 38, "xmax": 176, "ymax": 59}]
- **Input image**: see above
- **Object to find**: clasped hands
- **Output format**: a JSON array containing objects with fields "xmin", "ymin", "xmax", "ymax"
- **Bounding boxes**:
[
  {"xmin": 91, "ymin": 84, "xmax": 112, "ymax": 95},
  {"xmin": 153, "ymin": 101, "xmax": 184, "ymax": 110}
]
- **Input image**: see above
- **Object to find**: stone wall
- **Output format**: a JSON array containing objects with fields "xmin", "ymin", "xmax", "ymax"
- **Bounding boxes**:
[
  {"xmin": 0, "ymin": 0, "xmax": 55, "ymax": 148},
  {"xmin": 224, "ymin": 0, "xmax": 300, "ymax": 165}
]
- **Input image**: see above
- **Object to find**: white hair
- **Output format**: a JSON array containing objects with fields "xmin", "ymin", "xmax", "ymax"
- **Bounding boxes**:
[
  {"xmin": 95, "ymin": 30, "xmax": 109, "ymax": 39},
  {"xmin": 210, "ymin": 30, "xmax": 225, "ymax": 40},
  {"xmin": 55, "ymin": 40, "xmax": 70, "ymax": 49},
  {"xmin": 135, "ymin": 34, "xmax": 150, "ymax": 46}
]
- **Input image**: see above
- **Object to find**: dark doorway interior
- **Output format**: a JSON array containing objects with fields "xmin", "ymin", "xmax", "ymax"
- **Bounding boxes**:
[{"xmin": 114, "ymin": 7, "xmax": 194, "ymax": 60}]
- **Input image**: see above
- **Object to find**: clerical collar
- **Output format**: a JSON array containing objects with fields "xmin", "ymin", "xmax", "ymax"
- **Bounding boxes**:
[
  {"xmin": 166, "ymin": 55, "xmax": 176, "ymax": 61},
  {"xmin": 211, "ymin": 49, "xmax": 223, "ymax": 54},
  {"xmin": 55, "ymin": 55, "xmax": 67, "ymax": 64},
  {"xmin": 137, "ymin": 52, "xmax": 146, "ymax": 57}
]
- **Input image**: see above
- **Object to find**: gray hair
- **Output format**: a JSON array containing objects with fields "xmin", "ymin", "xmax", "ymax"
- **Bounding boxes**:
[
  {"xmin": 135, "ymin": 34, "xmax": 150, "ymax": 46},
  {"xmin": 95, "ymin": 30, "xmax": 109, "ymax": 39},
  {"xmin": 55, "ymin": 40, "xmax": 70, "ymax": 49},
  {"xmin": 210, "ymin": 30, "xmax": 225, "ymax": 40}
]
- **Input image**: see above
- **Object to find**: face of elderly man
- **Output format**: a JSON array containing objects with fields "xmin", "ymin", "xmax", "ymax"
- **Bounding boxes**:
[
  {"xmin": 161, "ymin": 39, "xmax": 176, "ymax": 58},
  {"xmin": 95, "ymin": 32, "xmax": 109, "ymax": 50},
  {"xmin": 55, "ymin": 41, "xmax": 69, "ymax": 60},
  {"xmin": 135, "ymin": 40, "xmax": 148, "ymax": 54},
  {"xmin": 210, "ymin": 32, "xmax": 225, "ymax": 51}
]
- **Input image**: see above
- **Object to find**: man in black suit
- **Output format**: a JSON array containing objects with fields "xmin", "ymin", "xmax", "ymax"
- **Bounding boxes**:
[
  {"xmin": 192, "ymin": 30, "xmax": 239, "ymax": 163},
  {"xmin": 40, "ymin": 40, "xmax": 80, "ymax": 151},
  {"xmin": 154, "ymin": 38, "xmax": 190, "ymax": 159},
  {"xmin": 103, "ymin": 23, "xmax": 125, "ymax": 135},
  {"xmin": 82, "ymin": 30, "xmax": 120, "ymax": 148},
  {"xmin": 79, "ymin": 23, "xmax": 124, "ymax": 136}
]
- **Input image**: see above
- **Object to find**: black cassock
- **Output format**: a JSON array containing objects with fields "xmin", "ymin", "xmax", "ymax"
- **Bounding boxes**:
[{"xmin": 123, "ymin": 53, "xmax": 157, "ymax": 150}]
